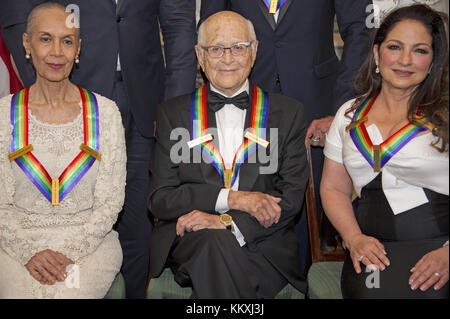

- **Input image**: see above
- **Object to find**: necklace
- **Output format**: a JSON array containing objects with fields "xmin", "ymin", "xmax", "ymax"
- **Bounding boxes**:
[{"xmin": 9, "ymin": 86, "xmax": 101, "ymax": 205}]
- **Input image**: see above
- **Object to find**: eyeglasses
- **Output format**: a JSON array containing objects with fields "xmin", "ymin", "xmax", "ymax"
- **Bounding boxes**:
[{"xmin": 201, "ymin": 41, "xmax": 254, "ymax": 58}]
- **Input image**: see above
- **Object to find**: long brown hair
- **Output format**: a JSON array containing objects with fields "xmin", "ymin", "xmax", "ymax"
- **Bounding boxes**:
[{"xmin": 348, "ymin": 4, "xmax": 449, "ymax": 152}]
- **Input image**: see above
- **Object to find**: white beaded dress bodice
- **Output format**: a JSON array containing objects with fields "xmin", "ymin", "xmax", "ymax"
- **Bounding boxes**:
[{"xmin": 12, "ymin": 104, "xmax": 99, "ymax": 217}]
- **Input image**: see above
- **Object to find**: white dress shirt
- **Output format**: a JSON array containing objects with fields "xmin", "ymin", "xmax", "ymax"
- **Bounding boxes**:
[
  {"xmin": 274, "ymin": 9, "xmax": 280, "ymax": 22},
  {"xmin": 211, "ymin": 81, "xmax": 249, "ymax": 246},
  {"xmin": 324, "ymin": 99, "xmax": 449, "ymax": 215}
]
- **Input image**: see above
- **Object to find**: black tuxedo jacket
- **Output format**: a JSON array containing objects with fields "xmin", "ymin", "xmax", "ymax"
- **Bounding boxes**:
[
  {"xmin": 201, "ymin": 0, "xmax": 372, "ymax": 122},
  {"xmin": 148, "ymin": 84, "xmax": 309, "ymax": 292},
  {"xmin": 0, "ymin": 0, "xmax": 197, "ymax": 137}
]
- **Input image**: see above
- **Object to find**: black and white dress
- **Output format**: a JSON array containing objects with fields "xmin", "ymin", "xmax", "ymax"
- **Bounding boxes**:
[{"xmin": 324, "ymin": 99, "xmax": 449, "ymax": 299}]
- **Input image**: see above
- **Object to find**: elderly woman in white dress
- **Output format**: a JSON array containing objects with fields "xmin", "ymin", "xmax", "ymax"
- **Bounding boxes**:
[{"xmin": 0, "ymin": 2, "xmax": 126, "ymax": 298}]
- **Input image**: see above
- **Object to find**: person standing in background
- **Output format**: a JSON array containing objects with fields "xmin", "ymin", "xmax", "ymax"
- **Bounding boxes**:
[
  {"xmin": 200, "ymin": 0, "xmax": 372, "ymax": 274},
  {"xmin": 0, "ymin": 0, "xmax": 198, "ymax": 298}
]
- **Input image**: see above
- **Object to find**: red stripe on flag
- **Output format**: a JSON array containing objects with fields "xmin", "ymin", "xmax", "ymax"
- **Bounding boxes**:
[{"xmin": 0, "ymin": 26, "xmax": 23, "ymax": 94}]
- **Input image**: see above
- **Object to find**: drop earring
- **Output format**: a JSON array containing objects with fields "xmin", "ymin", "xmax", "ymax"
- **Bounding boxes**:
[
  {"xmin": 25, "ymin": 53, "xmax": 31, "ymax": 60},
  {"xmin": 375, "ymin": 64, "xmax": 380, "ymax": 74},
  {"xmin": 75, "ymin": 56, "xmax": 80, "ymax": 64}
]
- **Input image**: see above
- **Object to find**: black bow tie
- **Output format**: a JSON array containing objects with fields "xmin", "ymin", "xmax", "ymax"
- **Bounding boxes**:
[{"xmin": 208, "ymin": 90, "xmax": 250, "ymax": 112}]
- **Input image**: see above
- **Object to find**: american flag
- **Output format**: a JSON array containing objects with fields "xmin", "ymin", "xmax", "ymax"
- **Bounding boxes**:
[{"xmin": 0, "ymin": 26, "xmax": 23, "ymax": 98}]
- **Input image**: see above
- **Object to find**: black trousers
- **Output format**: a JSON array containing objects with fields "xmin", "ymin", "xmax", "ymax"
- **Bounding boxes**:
[
  {"xmin": 112, "ymin": 73, "xmax": 154, "ymax": 299},
  {"xmin": 167, "ymin": 229, "xmax": 287, "ymax": 299}
]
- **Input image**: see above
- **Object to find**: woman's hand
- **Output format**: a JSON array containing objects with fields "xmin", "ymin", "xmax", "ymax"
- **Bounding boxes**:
[
  {"xmin": 25, "ymin": 249, "xmax": 74, "ymax": 285},
  {"xmin": 346, "ymin": 234, "xmax": 391, "ymax": 274},
  {"xmin": 409, "ymin": 246, "xmax": 449, "ymax": 292}
]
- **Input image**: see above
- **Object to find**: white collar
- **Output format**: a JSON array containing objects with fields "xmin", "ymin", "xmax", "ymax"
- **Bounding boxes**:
[{"xmin": 210, "ymin": 80, "xmax": 249, "ymax": 98}]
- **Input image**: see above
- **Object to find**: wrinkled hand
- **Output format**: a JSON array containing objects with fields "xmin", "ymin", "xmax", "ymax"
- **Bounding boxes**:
[
  {"xmin": 305, "ymin": 116, "xmax": 334, "ymax": 147},
  {"xmin": 25, "ymin": 249, "xmax": 74, "ymax": 285},
  {"xmin": 409, "ymin": 246, "xmax": 449, "ymax": 292},
  {"xmin": 346, "ymin": 234, "xmax": 390, "ymax": 274},
  {"xmin": 176, "ymin": 210, "xmax": 224, "ymax": 237},
  {"xmin": 228, "ymin": 191, "xmax": 281, "ymax": 228}
]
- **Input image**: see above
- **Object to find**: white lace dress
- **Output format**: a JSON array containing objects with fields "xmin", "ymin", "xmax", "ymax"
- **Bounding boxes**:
[{"xmin": 0, "ymin": 92, "xmax": 126, "ymax": 298}]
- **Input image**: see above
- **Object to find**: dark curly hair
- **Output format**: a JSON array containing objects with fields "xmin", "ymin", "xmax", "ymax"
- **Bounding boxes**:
[{"xmin": 348, "ymin": 4, "xmax": 449, "ymax": 152}]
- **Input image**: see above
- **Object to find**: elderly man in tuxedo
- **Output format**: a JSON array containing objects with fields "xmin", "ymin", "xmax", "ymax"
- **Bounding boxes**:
[
  {"xmin": 200, "ymin": 0, "xmax": 372, "ymax": 273},
  {"xmin": 148, "ymin": 11, "xmax": 308, "ymax": 298},
  {"xmin": 0, "ymin": 0, "xmax": 197, "ymax": 299}
]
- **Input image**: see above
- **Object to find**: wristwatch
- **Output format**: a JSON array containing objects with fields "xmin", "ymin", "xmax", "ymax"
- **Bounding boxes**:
[{"xmin": 219, "ymin": 214, "xmax": 232, "ymax": 230}]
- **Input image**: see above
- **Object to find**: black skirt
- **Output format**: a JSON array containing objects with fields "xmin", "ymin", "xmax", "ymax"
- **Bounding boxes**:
[{"xmin": 341, "ymin": 174, "xmax": 449, "ymax": 299}]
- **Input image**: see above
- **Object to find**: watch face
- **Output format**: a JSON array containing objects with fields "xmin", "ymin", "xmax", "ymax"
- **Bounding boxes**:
[{"xmin": 220, "ymin": 214, "xmax": 232, "ymax": 226}]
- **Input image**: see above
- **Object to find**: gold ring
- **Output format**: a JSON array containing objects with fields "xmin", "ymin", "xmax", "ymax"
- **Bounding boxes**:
[{"xmin": 311, "ymin": 136, "xmax": 321, "ymax": 142}]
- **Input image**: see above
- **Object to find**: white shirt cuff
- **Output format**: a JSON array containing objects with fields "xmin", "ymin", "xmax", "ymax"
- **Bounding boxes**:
[
  {"xmin": 231, "ymin": 221, "xmax": 247, "ymax": 247},
  {"xmin": 215, "ymin": 188, "xmax": 231, "ymax": 213}
]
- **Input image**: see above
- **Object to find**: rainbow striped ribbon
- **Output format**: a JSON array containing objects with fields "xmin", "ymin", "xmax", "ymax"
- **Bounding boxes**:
[
  {"xmin": 191, "ymin": 84, "xmax": 269, "ymax": 188},
  {"xmin": 10, "ymin": 86, "xmax": 100, "ymax": 205},
  {"xmin": 262, "ymin": 0, "xmax": 287, "ymax": 13},
  {"xmin": 349, "ymin": 95, "xmax": 430, "ymax": 172}
]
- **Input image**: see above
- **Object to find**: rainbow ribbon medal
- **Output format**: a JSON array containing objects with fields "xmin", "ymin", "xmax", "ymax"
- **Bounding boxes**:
[
  {"xmin": 347, "ymin": 95, "xmax": 432, "ymax": 172},
  {"xmin": 191, "ymin": 84, "xmax": 269, "ymax": 189},
  {"xmin": 263, "ymin": 0, "xmax": 287, "ymax": 13},
  {"xmin": 10, "ymin": 86, "xmax": 100, "ymax": 205}
]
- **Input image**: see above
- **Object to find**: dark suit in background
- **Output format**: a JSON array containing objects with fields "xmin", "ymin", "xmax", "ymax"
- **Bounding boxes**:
[
  {"xmin": 200, "ymin": 0, "xmax": 372, "ymax": 273},
  {"xmin": 149, "ymin": 84, "xmax": 309, "ymax": 298},
  {"xmin": 0, "ymin": 0, "xmax": 197, "ymax": 298}
]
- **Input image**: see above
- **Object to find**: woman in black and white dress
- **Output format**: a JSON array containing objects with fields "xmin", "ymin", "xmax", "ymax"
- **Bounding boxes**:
[{"xmin": 321, "ymin": 5, "xmax": 448, "ymax": 298}]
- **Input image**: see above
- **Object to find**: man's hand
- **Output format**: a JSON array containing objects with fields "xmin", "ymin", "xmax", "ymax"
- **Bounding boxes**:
[
  {"xmin": 25, "ymin": 249, "xmax": 74, "ymax": 285},
  {"xmin": 228, "ymin": 190, "xmax": 281, "ymax": 228},
  {"xmin": 305, "ymin": 115, "xmax": 334, "ymax": 147},
  {"xmin": 176, "ymin": 210, "xmax": 225, "ymax": 237}
]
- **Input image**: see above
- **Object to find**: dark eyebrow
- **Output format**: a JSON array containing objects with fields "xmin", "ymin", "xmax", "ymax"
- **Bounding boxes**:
[{"xmin": 386, "ymin": 39, "xmax": 432, "ymax": 48}]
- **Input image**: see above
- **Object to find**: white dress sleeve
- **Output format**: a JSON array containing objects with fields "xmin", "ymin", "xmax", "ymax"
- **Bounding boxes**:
[
  {"xmin": 324, "ymin": 99, "xmax": 355, "ymax": 164},
  {"xmin": 0, "ymin": 95, "xmax": 46, "ymax": 265}
]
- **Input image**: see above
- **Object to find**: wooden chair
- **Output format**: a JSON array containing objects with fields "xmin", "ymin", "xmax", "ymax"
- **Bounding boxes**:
[{"xmin": 305, "ymin": 145, "xmax": 345, "ymax": 299}]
